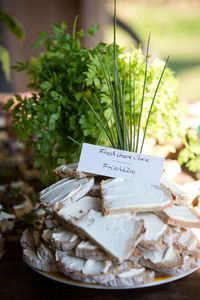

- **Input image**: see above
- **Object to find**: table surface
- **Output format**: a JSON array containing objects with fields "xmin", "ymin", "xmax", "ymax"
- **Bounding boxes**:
[{"xmin": 0, "ymin": 242, "xmax": 200, "ymax": 300}]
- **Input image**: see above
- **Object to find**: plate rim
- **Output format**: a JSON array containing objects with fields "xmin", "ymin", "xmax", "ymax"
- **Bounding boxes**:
[{"xmin": 33, "ymin": 265, "xmax": 200, "ymax": 290}]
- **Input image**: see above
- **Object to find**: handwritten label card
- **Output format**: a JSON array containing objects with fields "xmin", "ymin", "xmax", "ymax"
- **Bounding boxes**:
[{"xmin": 78, "ymin": 143, "xmax": 164, "ymax": 186}]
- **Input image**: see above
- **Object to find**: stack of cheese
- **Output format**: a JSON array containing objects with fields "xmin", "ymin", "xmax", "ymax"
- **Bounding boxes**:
[{"xmin": 21, "ymin": 163, "xmax": 200, "ymax": 287}]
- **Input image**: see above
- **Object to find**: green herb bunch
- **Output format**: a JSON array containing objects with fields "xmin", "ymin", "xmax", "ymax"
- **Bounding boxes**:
[
  {"xmin": 4, "ymin": 20, "xmax": 109, "ymax": 179},
  {"xmin": 84, "ymin": 46, "xmax": 186, "ymax": 153},
  {"xmin": 4, "ymin": 16, "xmax": 190, "ymax": 180},
  {"xmin": 178, "ymin": 129, "xmax": 200, "ymax": 172}
]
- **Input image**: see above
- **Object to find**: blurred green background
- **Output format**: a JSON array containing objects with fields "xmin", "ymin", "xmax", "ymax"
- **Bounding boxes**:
[
  {"xmin": 1, "ymin": 0, "xmax": 200, "ymax": 101},
  {"xmin": 105, "ymin": 0, "xmax": 200, "ymax": 101}
]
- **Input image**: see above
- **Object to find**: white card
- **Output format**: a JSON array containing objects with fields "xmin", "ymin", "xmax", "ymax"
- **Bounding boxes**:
[{"xmin": 78, "ymin": 143, "xmax": 164, "ymax": 186}]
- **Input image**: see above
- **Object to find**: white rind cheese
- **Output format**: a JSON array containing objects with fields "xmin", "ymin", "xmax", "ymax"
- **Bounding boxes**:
[
  {"xmin": 56, "ymin": 196, "xmax": 102, "ymax": 224},
  {"xmin": 156, "ymin": 206, "xmax": 200, "ymax": 228},
  {"xmin": 40, "ymin": 177, "xmax": 94, "ymax": 211},
  {"xmin": 118, "ymin": 268, "xmax": 145, "ymax": 278},
  {"xmin": 74, "ymin": 209, "xmax": 145, "ymax": 262},
  {"xmin": 165, "ymin": 206, "xmax": 200, "ymax": 222},
  {"xmin": 135, "ymin": 212, "xmax": 167, "ymax": 246},
  {"xmin": 101, "ymin": 178, "xmax": 172, "ymax": 215}
]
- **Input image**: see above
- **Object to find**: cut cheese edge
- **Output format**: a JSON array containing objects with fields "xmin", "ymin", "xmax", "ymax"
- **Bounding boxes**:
[
  {"xmin": 75, "ymin": 240, "xmax": 108, "ymax": 261},
  {"xmin": 108, "ymin": 268, "xmax": 155, "ymax": 287},
  {"xmin": 160, "ymin": 176, "xmax": 190, "ymax": 205},
  {"xmin": 74, "ymin": 209, "xmax": 145, "ymax": 262},
  {"xmin": 155, "ymin": 205, "xmax": 200, "ymax": 228},
  {"xmin": 135, "ymin": 212, "xmax": 169, "ymax": 250},
  {"xmin": 56, "ymin": 251, "xmax": 117, "ymax": 285},
  {"xmin": 55, "ymin": 196, "xmax": 102, "ymax": 226},
  {"xmin": 53, "ymin": 163, "xmax": 92, "ymax": 179},
  {"xmin": 171, "ymin": 227, "xmax": 200, "ymax": 259},
  {"xmin": 140, "ymin": 244, "xmax": 183, "ymax": 272},
  {"xmin": 42, "ymin": 228, "xmax": 79, "ymax": 251},
  {"xmin": 101, "ymin": 178, "xmax": 172, "ymax": 215},
  {"xmin": 40, "ymin": 177, "xmax": 94, "ymax": 211}
]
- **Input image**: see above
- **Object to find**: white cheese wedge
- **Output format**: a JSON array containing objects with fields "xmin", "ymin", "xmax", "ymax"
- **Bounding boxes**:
[
  {"xmin": 101, "ymin": 178, "xmax": 172, "ymax": 215},
  {"xmin": 75, "ymin": 240, "xmax": 108, "ymax": 261},
  {"xmin": 77, "ymin": 240, "xmax": 98, "ymax": 250},
  {"xmin": 156, "ymin": 205, "xmax": 200, "ymax": 228},
  {"xmin": 82, "ymin": 259, "xmax": 112, "ymax": 275},
  {"xmin": 171, "ymin": 227, "xmax": 200, "ymax": 259},
  {"xmin": 42, "ymin": 228, "xmax": 79, "ymax": 251},
  {"xmin": 182, "ymin": 180, "xmax": 200, "ymax": 202},
  {"xmin": 160, "ymin": 175, "xmax": 190, "ymax": 205},
  {"xmin": 74, "ymin": 209, "xmax": 145, "ymax": 262},
  {"xmin": 135, "ymin": 212, "xmax": 168, "ymax": 249},
  {"xmin": 108, "ymin": 267, "xmax": 155, "ymax": 287},
  {"xmin": 56, "ymin": 251, "xmax": 117, "ymax": 285},
  {"xmin": 40, "ymin": 177, "xmax": 94, "ymax": 211},
  {"xmin": 56, "ymin": 252, "xmax": 112, "ymax": 275},
  {"xmin": 117, "ymin": 268, "xmax": 145, "ymax": 278},
  {"xmin": 56, "ymin": 196, "xmax": 102, "ymax": 225},
  {"xmin": 140, "ymin": 244, "xmax": 183, "ymax": 272}
]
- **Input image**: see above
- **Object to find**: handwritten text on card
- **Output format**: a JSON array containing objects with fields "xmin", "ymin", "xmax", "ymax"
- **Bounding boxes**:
[{"xmin": 78, "ymin": 143, "xmax": 164, "ymax": 186}]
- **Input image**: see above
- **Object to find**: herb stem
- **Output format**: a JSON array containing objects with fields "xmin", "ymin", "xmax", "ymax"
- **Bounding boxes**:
[
  {"xmin": 135, "ymin": 34, "xmax": 150, "ymax": 152},
  {"xmin": 140, "ymin": 56, "xmax": 169, "ymax": 153},
  {"xmin": 133, "ymin": 69, "xmax": 136, "ymax": 152}
]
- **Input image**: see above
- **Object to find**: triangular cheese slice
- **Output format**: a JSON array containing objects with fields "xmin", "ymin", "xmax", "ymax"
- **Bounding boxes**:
[
  {"xmin": 74, "ymin": 209, "xmax": 145, "ymax": 262},
  {"xmin": 101, "ymin": 178, "xmax": 172, "ymax": 215}
]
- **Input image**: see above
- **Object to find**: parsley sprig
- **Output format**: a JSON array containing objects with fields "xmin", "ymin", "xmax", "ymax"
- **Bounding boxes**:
[{"xmin": 4, "ymin": 7, "xmax": 191, "ymax": 180}]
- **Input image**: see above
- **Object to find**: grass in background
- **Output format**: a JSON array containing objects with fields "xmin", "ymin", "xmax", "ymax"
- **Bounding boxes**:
[{"xmin": 105, "ymin": 0, "xmax": 200, "ymax": 100}]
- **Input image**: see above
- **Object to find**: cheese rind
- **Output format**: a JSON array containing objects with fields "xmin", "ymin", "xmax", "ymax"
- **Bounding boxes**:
[
  {"xmin": 42, "ymin": 228, "xmax": 79, "ymax": 251},
  {"xmin": 75, "ymin": 240, "xmax": 108, "ymax": 261},
  {"xmin": 155, "ymin": 206, "xmax": 200, "ymax": 228},
  {"xmin": 101, "ymin": 178, "xmax": 172, "ymax": 215},
  {"xmin": 135, "ymin": 212, "xmax": 169, "ymax": 250},
  {"xmin": 40, "ymin": 177, "xmax": 94, "ymax": 211},
  {"xmin": 53, "ymin": 163, "xmax": 92, "ymax": 179},
  {"xmin": 56, "ymin": 196, "xmax": 102, "ymax": 225},
  {"xmin": 140, "ymin": 244, "xmax": 183, "ymax": 272},
  {"xmin": 74, "ymin": 209, "xmax": 145, "ymax": 262}
]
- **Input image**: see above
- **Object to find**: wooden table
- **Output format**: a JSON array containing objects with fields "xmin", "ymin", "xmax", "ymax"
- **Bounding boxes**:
[{"xmin": 0, "ymin": 242, "xmax": 200, "ymax": 300}]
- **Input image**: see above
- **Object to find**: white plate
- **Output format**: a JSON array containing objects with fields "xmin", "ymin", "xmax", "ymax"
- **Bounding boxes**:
[{"xmin": 34, "ymin": 266, "xmax": 200, "ymax": 290}]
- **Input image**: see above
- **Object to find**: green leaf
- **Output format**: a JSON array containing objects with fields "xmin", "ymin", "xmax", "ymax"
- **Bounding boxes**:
[
  {"xmin": 0, "ymin": 45, "xmax": 10, "ymax": 81},
  {"xmin": 38, "ymin": 30, "xmax": 49, "ymax": 38},
  {"xmin": 93, "ymin": 77, "xmax": 101, "ymax": 89},
  {"xmin": 52, "ymin": 23, "xmax": 63, "ymax": 34},
  {"xmin": 186, "ymin": 156, "xmax": 200, "ymax": 172},
  {"xmin": 61, "ymin": 21, "xmax": 67, "ymax": 31},
  {"xmin": 3, "ymin": 98, "xmax": 14, "ymax": 110},
  {"xmin": 88, "ymin": 25, "xmax": 100, "ymax": 36},
  {"xmin": 41, "ymin": 81, "xmax": 52, "ymax": 91},
  {"xmin": 31, "ymin": 38, "xmax": 45, "ymax": 49},
  {"xmin": 12, "ymin": 60, "xmax": 28, "ymax": 72},
  {"xmin": 0, "ymin": 10, "xmax": 24, "ymax": 39}
]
